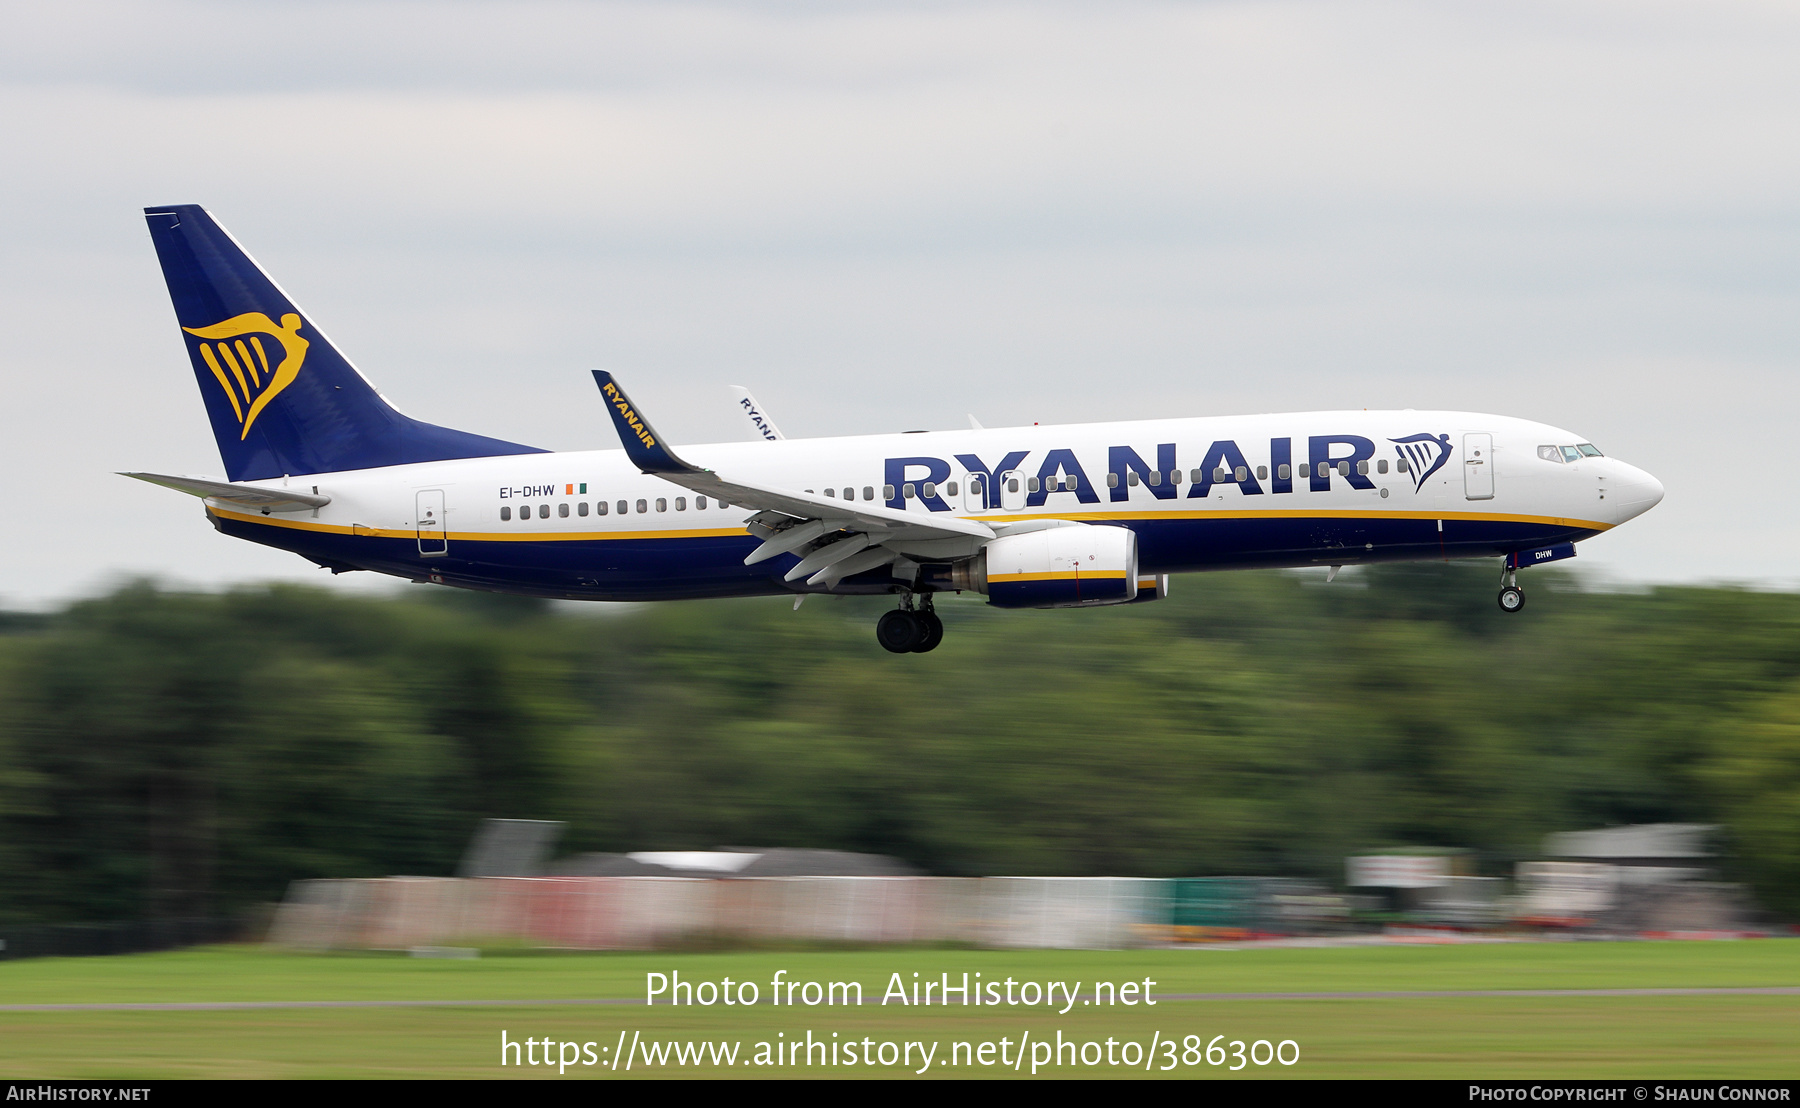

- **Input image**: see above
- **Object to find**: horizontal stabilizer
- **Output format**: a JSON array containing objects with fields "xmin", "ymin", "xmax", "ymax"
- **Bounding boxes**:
[{"xmin": 122, "ymin": 471, "xmax": 330, "ymax": 512}]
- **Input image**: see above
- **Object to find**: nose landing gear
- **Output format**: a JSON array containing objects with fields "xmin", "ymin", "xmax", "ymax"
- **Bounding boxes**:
[
  {"xmin": 876, "ymin": 594, "xmax": 944, "ymax": 653},
  {"xmin": 1497, "ymin": 561, "xmax": 1525, "ymax": 613}
]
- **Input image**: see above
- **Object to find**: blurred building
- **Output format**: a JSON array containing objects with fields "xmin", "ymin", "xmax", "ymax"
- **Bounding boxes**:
[
  {"xmin": 1520, "ymin": 823, "xmax": 1760, "ymax": 934},
  {"xmin": 547, "ymin": 848, "xmax": 921, "ymax": 879}
]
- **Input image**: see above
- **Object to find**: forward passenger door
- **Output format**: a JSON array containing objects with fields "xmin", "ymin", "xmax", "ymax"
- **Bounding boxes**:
[{"xmin": 1463, "ymin": 434, "xmax": 1494, "ymax": 500}]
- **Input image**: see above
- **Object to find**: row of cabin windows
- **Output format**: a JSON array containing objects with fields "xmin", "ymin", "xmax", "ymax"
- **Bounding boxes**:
[
  {"xmin": 500, "ymin": 457, "xmax": 1416, "ymax": 519},
  {"xmin": 498, "ymin": 495, "xmax": 730, "ymax": 522}
]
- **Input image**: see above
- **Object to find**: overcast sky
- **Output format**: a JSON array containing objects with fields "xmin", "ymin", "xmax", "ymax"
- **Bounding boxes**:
[{"xmin": 1, "ymin": 0, "xmax": 1795, "ymax": 607}]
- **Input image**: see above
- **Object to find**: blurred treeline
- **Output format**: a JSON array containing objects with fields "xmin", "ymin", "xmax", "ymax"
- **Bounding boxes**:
[{"xmin": 1, "ymin": 566, "xmax": 1797, "ymax": 924}]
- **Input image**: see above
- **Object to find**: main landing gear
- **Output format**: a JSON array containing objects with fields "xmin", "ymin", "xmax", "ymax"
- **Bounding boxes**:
[
  {"xmin": 1497, "ymin": 561, "xmax": 1525, "ymax": 614},
  {"xmin": 877, "ymin": 594, "xmax": 944, "ymax": 654}
]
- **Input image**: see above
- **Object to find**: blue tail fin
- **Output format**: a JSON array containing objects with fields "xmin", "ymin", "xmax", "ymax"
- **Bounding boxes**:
[{"xmin": 144, "ymin": 205, "xmax": 545, "ymax": 481}]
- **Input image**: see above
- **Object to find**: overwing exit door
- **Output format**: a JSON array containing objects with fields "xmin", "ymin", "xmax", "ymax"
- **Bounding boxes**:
[
  {"xmin": 999, "ymin": 470, "xmax": 1028, "ymax": 512},
  {"xmin": 416, "ymin": 490, "xmax": 448, "ymax": 556},
  {"xmin": 1463, "ymin": 434, "xmax": 1494, "ymax": 500},
  {"xmin": 963, "ymin": 474, "xmax": 989, "ymax": 512}
]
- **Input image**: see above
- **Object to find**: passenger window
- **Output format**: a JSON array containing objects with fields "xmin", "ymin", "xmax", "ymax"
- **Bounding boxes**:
[
  {"xmin": 883, "ymin": 484, "xmax": 895, "ymax": 499},
  {"xmin": 1577, "ymin": 443, "xmax": 1603, "ymax": 457},
  {"xmin": 695, "ymin": 496, "xmax": 706, "ymax": 509},
  {"xmin": 597, "ymin": 501, "xmax": 609, "ymax": 515},
  {"xmin": 844, "ymin": 487, "xmax": 855, "ymax": 500},
  {"xmin": 539, "ymin": 504, "xmax": 550, "ymax": 519},
  {"xmin": 1356, "ymin": 460, "xmax": 1369, "ymax": 476},
  {"xmin": 945, "ymin": 481, "xmax": 957, "ymax": 497},
  {"xmin": 1278, "ymin": 464, "xmax": 1290, "ymax": 480},
  {"xmin": 718, "ymin": 501, "xmax": 730, "ymax": 509},
  {"xmin": 617, "ymin": 501, "xmax": 628, "ymax": 515},
  {"xmin": 1006, "ymin": 478, "xmax": 1020, "ymax": 493},
  {"xmin": 577, "ymin": 502, "xmax": 589, "ymax": 517},
  {"xmin": 1068, "ymin": 474, "xmax": 1081, "ymax": 490},
  {"xmin": 1235, "ymin": 466, "xmax": 1248, "ymax": 481},
  {"xmin": 863, "ymin": 487, "xmax": 875, "ymax": 501},
  {"xmin": 903, "ymin": 483, "xmax": 916, "ymax": 499},
  {"xmin": 500, "ymin": 506, "xmax": 511, "ymax": 521},
  {"xmin": 1027, "ymin": 476, "xmax": 1041, "ymax": 492},
  {"xmin": 1108, "ymin": 473, "xmax": 1120, "ymax": 488},
  {"xmin": 1377, "ymin": 459, "xmax": 1388, "ymax": 474},
  {"xmin": 675, "ymin": 497, "xmax": 686, "ymax": 511},
  {"xmin": 656, "ymin": 498, "xmax": 667, "ymax": 512},
  {"xmin": 1214, "ymin": 467, "xmax": 1229, "ymax": 482},
  {"xmin": 1169, "ymin": 470, "xmax": 1181, "ymax": 485},
  {"xmin": 1128, "ymin": 471, "xmax": 1140, "ymax": 487},
  {"xmin": 636, "ymin": 499, "xmax": 647, "ymax": 513},
  {"xmin": 558, "ymin": 503, "xmax": 569, "ymax": 518},
  {"xmin": 825, "ymin": 488, "xmax": 836, "ymax": 498},
  {"xmin": 923, "ymin": 482, "xmax": 937, "ymax": 498},
  {"xmin": 1257, "ymin": 465, "xmax": 1268, "ymax": 480},
  {"xmin": 1397, "ymin": 458, "xmax": 1410, "ymax": 474},
  {"xmin": 1318, "ymin": 463, "xmax": 1330, "ymax": 478},
  {"xmin": 1337, "ymin": 462, "xmax": 1349, "ymax": 477}
]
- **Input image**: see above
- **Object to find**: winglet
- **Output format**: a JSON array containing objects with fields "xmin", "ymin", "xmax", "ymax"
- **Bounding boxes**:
[
  {"xmin": 592, "ymin": 371, "xmax": 700, "ymax": 474},
  {"xmin": 729, "ymin": 385, "xmax": 785, "ymax": 441}
]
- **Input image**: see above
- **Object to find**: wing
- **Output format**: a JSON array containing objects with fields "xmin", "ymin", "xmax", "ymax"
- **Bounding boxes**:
[
  {"xmin": 592, "ymin": 371, "xmax": 993, "ymax": 588},
  {"xmin": 122, "ymin": 471, "xmax": 331, "ymax": 512}
]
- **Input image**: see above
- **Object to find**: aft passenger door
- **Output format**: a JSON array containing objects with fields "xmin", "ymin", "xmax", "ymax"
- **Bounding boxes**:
[
  {"xmin": 1463, "ymin": 434, "xmax": 1494, "ymax": 500},
  {"xmin": 416, "ymin": 489, "xmax": 448, "ymax": 556}
]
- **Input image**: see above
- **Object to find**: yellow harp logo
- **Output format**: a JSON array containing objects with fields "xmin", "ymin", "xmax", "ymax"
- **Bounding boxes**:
[{"xmin": 183, "ymin": 312, "xmax": 309, "ymax": 439}]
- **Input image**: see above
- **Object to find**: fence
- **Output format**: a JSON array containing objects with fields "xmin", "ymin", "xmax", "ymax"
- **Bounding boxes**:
[{"xmin": 268, "ymin": 876, "xmax": 1180, "ymax": 951}]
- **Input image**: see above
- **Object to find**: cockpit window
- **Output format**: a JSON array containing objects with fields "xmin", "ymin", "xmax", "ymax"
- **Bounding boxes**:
[{"xmin": 1541, "ymin": 443, "xmax": 1604, "ymax": 463}]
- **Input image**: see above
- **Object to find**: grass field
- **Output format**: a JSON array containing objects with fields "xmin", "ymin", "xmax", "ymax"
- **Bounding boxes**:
[{"xmin": 2, "ymin": 941, "xmax": 1797, "ymax": 1079}]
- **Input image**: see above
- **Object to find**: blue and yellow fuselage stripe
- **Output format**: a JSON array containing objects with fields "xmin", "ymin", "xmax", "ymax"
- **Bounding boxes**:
[{"xmin": 209, "ymin": 504, "xmax": 1604, "ymax": 602}]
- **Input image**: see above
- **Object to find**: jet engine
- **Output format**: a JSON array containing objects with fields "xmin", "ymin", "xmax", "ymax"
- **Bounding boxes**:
[{"xmin": 950, "ymin": 523, "xmax": 1139, "ymax": 608}]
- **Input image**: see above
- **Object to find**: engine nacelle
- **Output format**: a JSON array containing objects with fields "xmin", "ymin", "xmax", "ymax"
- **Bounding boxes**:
[{"xmin": 952, "ymin": 523, "xmax": 1139, "ymax": 608}]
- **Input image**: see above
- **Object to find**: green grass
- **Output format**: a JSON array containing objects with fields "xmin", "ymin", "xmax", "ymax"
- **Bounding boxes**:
[{"xmin": 1, "ymin": 942, "xmax": 1797, "ymax": 1078}]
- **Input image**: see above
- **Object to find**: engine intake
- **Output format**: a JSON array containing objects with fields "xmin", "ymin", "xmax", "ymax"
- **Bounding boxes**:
[{"xmin": 952, "ymin": 523, "xmax": 1139, "ymax": 608}]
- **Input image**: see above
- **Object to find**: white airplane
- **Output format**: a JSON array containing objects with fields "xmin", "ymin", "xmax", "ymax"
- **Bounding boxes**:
[{"xmin": 130, "ymin": 205, "xmax": 1664, "ymax": 653}]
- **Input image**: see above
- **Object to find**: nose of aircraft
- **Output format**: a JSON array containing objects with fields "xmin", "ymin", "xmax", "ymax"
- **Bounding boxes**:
[{"xmin": 1609, "ymin": 462, "xmax": 1665, "ymax": 522}]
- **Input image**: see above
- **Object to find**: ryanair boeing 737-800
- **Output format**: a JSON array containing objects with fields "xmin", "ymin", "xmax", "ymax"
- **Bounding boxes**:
[{"xmin": 130, "ymin": 205, "xmax": 1664, "ymax": 653}]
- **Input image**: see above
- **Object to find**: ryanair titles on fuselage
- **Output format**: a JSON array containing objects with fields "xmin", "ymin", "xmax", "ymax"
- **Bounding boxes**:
[{"xmin": 879, "ymin": 432, "xmax": 1451, "ymax": 512}]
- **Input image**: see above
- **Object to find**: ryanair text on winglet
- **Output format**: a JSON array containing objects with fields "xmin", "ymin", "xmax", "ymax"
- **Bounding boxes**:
[{"xmin": 601, "ymin": 382, "xmax": 656, "ymax": 449}]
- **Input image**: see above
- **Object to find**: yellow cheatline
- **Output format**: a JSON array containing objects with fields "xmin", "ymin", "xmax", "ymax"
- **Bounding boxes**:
[{"xmin": 196, "ymin": 344, "xmax": 244, "ymax": 422}]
